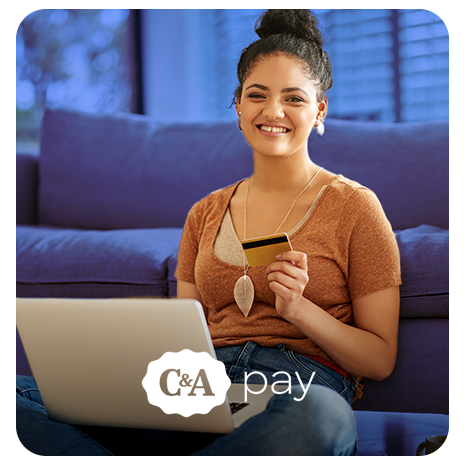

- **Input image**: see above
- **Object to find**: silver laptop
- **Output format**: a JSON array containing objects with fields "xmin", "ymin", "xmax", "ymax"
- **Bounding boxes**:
[{"xmin": 16, "ymin": 298, "xmax": 277, "ymax": 434}]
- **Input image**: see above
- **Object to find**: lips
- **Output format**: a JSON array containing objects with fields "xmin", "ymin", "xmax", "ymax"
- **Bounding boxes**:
[{"xmin": 257, "ymin": 124, "xmax": 290, "ymax": 133}]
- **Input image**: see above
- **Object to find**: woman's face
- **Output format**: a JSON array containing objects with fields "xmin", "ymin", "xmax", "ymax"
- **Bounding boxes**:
[{"xmin": 236, "ymin": 53, "xmax": 327, "ymax": 160}]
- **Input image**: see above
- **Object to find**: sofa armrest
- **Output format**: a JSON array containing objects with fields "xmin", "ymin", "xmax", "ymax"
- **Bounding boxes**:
[{"xmin": 16, "ymin": 154, "xmax": 39, "ymax": 225}]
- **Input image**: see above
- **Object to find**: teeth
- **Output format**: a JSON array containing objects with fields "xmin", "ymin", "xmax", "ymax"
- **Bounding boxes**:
[{"xmin": 260, "ymin": 125, "xmax": 288, "ymax": 133}]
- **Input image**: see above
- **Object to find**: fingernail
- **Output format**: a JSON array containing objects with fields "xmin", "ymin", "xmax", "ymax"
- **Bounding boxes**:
[{"xmin": 276, "ymin": 254, "xmax": 282, "ymax": 260}]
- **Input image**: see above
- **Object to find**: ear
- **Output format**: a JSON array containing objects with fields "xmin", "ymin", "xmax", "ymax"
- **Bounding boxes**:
[
  {"xmin": 235, "ymin": 97, "xmax": 241, "ymax": 117},
  {"xmin": 317, "ymin": 97, "xmax": 328, "ymax": 120}
]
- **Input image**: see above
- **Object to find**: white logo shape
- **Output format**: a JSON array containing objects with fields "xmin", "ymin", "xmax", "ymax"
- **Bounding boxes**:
[{"xmin": 142, "ymin": 349, "xmax": 231, "ymax": 417}]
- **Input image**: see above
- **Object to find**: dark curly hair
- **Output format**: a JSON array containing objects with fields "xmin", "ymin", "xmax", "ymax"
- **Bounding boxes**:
[{"xmin": 234, "ymin": 9, "xmax": 332, "ymax": 103}]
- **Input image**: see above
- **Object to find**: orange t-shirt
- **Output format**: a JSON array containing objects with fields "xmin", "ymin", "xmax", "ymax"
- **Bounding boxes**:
[{"xmin": 175, "ymin": 176, "xmax": 401, "ymax": 401}]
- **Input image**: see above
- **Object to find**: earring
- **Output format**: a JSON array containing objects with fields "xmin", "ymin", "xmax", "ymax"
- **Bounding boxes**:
[
  {"xmin": 316, "ymin": 118, "xmax": 325, "ymax": 137},
  {"xmin": 237, "ymin": 111, "xmax": 242, "ymax": 131}
]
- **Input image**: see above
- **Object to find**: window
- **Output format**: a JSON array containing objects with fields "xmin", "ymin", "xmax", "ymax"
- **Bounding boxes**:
[
  {"xmin": 315, "ymin": 9, "xmax": 449, "ymax": 121},
  {"xmin": 315, "ymin": 9, "xmax": 396, "ymax": 121},
  {"xmin": 397, "ymin": 9, "xmax": 449, "ymax": 121},
  {"xmin": 141, "ymin": 9, "xmax": 449, "ymax": 123},
  {"xmin": 16, "ymin": 9, "xmax": 134, "ymax": 154},
  {"xmin": 195, "ymin": 9, "xmax": 265, "ymax": 120}
]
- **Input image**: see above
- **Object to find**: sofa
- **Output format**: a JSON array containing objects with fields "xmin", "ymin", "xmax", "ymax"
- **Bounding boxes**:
[{"xmin": 16, "ymin": 108, "xmax": 449, "ymax": 456}]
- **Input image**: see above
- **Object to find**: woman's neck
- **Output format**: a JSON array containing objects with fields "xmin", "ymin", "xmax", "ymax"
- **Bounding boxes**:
[{"xmin": 250, "ymin": 151, "xmax": 317, "ymax": 194}]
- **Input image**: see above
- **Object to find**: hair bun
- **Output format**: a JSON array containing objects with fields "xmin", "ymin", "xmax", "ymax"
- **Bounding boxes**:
[{"xmin": 255, "ymin": 9, "xmax": 323, "ymax": 48}]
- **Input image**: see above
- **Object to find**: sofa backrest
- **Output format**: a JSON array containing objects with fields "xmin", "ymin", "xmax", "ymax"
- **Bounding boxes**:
[
  {"xmin": 309, "ymin": 119, "xmax": 449, "ymax": 231},
  {"xmin": 38, "ymin": 109, "xmax": 253, "ymax": 230},
  {"xmin": 38, "ymin": 109, "xmax": 448, "ymax": 230}
]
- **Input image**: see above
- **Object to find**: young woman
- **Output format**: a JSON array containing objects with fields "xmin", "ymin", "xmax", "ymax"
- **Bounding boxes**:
[
  {"xmin": 16, "ymin": 9, "xmax": 400, "ymax": 456},
  {"xmin": 175, "ymin": 8, "xmax": 400, "ymax": 455}
]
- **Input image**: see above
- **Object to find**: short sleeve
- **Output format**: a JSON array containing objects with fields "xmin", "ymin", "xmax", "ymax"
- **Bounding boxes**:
[
  {"xmin": 339, "ymin": 188, "xmax": 401, "ymax": 300},
  {"xmin": 174, "ymin": 201, "xmax": 204, "ymax": 285}
]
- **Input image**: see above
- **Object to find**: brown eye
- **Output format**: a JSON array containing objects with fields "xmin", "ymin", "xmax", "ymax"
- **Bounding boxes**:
[{"xmin": 287, "ymin": 96, "xmax": 304, "ymax": 103}]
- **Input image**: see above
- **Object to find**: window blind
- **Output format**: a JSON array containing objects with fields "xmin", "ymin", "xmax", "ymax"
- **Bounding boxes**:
[
  {"xmin": 314, "ymin": 9, "xmax": 396, "ymax": 121},
  {"xmin": 195, "ymin": 9, "xmax": 264, "ymax": 119},
  {"xmin": 398, "ymin": 9, "xmax": 449, "ymax": 121}
]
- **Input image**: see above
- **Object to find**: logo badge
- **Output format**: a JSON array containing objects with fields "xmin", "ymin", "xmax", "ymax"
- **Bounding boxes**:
[{"xmin": 142, "ymin": 349, "xmax": 231, "ymax": 417}]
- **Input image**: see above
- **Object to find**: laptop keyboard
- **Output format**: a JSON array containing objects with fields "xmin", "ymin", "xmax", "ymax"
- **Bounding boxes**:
[{"xmin": 229, "ymin": 402, "xmax": 250, "ymax": 414}]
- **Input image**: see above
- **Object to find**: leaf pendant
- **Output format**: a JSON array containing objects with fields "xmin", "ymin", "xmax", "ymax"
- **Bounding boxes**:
[{"xmin": 234, "ymin": 274, "xmax": 254, "ymax": 317}]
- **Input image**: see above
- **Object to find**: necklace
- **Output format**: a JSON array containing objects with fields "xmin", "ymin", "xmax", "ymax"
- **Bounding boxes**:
[{"xmin": 233, "ymin": 166, "xmax": 322, "ymax": 316}]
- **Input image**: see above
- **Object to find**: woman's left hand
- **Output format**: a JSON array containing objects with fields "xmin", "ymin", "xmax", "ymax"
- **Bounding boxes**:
[{"xmin": 266, "ymin": 251, "xmax": 309, "ymax": 320}]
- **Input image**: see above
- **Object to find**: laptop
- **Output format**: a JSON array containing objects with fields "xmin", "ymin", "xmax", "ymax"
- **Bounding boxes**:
[{"xmin": 16, "ymin": 298, "xmax": 278, "ymax": 434}]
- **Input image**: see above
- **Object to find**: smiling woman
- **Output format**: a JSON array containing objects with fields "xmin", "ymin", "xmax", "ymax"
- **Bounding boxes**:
[{"xmin": 175, "ymin": 8, "xmax": 401, "ymax": 455}]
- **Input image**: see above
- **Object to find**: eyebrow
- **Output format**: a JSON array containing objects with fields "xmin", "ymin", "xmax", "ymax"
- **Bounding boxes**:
[{"xmin": 245, "ymin": 83, "xmax": 309, "ymax": 97}]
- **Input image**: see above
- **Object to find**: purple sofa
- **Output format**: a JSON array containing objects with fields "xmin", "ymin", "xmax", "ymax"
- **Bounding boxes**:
[{"xmin": 16, "ymin": 109, "xmax": 449, "ymax": 456}]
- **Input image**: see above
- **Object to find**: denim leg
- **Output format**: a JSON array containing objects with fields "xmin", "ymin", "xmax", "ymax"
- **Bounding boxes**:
[
  {"xmin": 193, "ymin": 384, "xmax": 357, "ymax": 456},
  {"xmin": 217, "ymin": 342, "xmax": 357, "ymax": 403},
  {"xmin": 199, "ymin": 342, "xmax": 357, "ymax": 455},
  {"xmin": 16, "ymin": 376, "xmax": 112, "ymax": 456}
]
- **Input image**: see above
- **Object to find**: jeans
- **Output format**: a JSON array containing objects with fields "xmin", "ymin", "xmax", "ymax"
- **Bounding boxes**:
[{"xmin": 16, "ymin": 342, "xmax": 357, "ymax": 456}]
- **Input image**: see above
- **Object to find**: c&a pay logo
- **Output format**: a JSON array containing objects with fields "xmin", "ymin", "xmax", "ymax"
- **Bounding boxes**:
[{"xmin": 142, "ymin": 349, "xmax": 231, "ymax": 417}]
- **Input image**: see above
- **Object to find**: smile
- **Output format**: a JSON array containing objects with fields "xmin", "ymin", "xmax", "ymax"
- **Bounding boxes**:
[{"xmin": 257, "ymin": 125, "xmax": 290, "ymax": 133}]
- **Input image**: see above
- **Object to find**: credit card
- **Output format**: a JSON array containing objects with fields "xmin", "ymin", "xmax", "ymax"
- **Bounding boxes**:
[{"xmin": 241, "ymin": 233, "xmax": 293, "ymax": 267}]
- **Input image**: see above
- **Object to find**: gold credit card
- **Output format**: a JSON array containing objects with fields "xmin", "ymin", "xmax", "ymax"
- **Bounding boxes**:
[{"xmin": 241, "ymin": 233, "xmax": 293, "ymax": 267}]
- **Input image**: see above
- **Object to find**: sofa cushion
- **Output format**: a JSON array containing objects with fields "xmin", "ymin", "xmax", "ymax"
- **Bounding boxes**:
[
  {"xmin": 396, "ymin": 225, "xmax": 448, "ymax": 318},
  {"xmin": 16, "ymin": 226, "xmax": 183, "ymax": 298},
  {"xmin": 38, "ymin": 109, "xmax": 253, "ymax": 230}
]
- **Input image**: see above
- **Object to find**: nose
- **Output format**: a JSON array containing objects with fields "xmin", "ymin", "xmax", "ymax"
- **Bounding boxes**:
[{"xmin": 262, "ymin": 98, "xmax": 285, "ymax": 120}]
